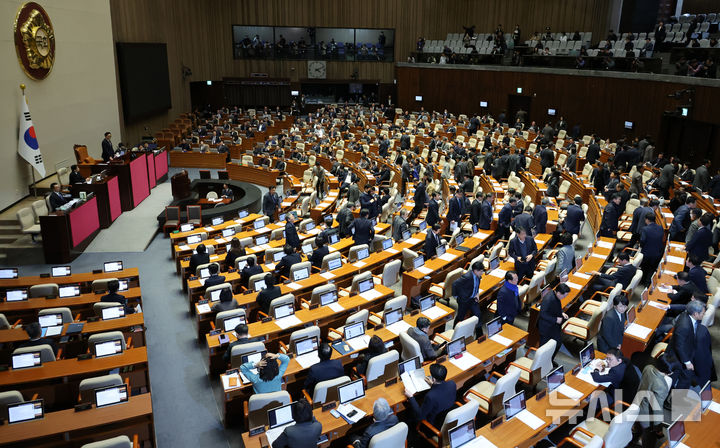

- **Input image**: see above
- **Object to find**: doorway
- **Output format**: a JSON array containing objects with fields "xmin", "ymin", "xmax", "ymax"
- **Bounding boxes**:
[{"xmin": 507, "ymin": 94, "xmax": 532, "ymax": 127}]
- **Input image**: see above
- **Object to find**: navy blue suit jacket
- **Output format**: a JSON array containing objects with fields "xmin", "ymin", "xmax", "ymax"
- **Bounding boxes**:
[
  {"xmin": 693, "ymin": 323, "xmax": 717, "ymax": 385},
  {"xmin": 669, "ymin": 311, "xmax": 696, "ymax": 364},
  {"xmin": 689, "ymin": 265, "xmax": 708, "ymax": 294},
  {"xmin": 479, "ymin": 200, "xmax": 493, "ymax": 230},
  {"xmin": 591, "ymin": 362, "xmax": 627, "ymax": 389},
  {"xmin": 686, "ymin": 226, "xmax": 712, "ymax": 261},
  {"xmin": 598, "ymin": 309, "xmax": 626, "ymax": 352},
  {"xmin": 533, "ymin": 205, "xmax": 547, "ymax": 234},
  {"xmin": 640, "ymin": 223, "xmax": 664, "ymax": 258},
  {"xmin": 497, "ymin": 284, "xmax": 520, "ymax": 322},
  {"xmin": 425, "ymin": 231, "xmax": 441, "ymax": 258},
  {"xmin": 600, "ymin": 203, "xmax": 620, "ymax": 233},
  {"xmin": 285, "ymin": 222, "xmax": 301, "ymax": 249},
  {"xmin": 426, "ymin": 200, "xmax": 440, "ymax": 227},
  {"xmin": 204, "ymin": 274, "xmax": 226, "ymax": 289},
  {"xmin": 304, "ymin": 359, "xmax": 345, "ymax": 395},
  {"xmin": 407, "ymin": 380, "xmax": 457, "ymax": 426},
  {"xmin": 539, "ymin": 292, "xmax": 563, "ymax": 342},
  {"xmin": 564, "ymin": 204, "xmax": 584, "ymax": 234},
  {"xmin": 447, "ymin": 196, "xmax": 464, "ymax": 223},
  {"xmin": 452, "ymin": 271, "xmax": 480, "ymax": 302},
  {"xmin": 350, "ymin": 218, "xmax": 375, "ymax": 245},
  {"xmin": 508, "ymin": 236, "xmax": 537, "ymax": 263},
  {"xmin": 498, "ymin": 203, "xmax": 513, "ymax": 228},
  {"xmin": 599, "ymin": 263, "xmax": 637, "ymax": 289}
]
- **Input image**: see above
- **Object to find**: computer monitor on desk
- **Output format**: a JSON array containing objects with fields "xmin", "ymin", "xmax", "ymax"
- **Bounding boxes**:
[
  {"xmin": 665, "ymin": 416, "xmax": 686, "ymax": 448},
  {"xmin": 344, "ymin": 321, "xmax": 365, "ymax": 341},
  {"xmin": 186, "ymin": 234, "xmax": 202, "ymax": 245},
  {"xmin": 51, "ymin": 266, "xmax": 71, "ymax": 277},
  {"xmin": 268, "ymin": 402, "xmax": 295, "ymax": 429},
  {"xmin": 11, "ymin": 351, "xmax": 42, "ymax": 369},
  {"xmin": 486, "ymin": 316, "xmax": 503, "ymax": 337},
  {"xmin": 447, "ymin": 338, "xmax": 466, "ymax": 358},
  {"xmin": 294, "ymin": 336, "xmax": 318, "ymax": 356},
  {"xmin": 6, "ymin": 289, "xmax": 28, "ymax": 302},
  {"xmin": 238, "ymin": 209, "xmax": 249, "ymax": 219},
  {"xmin": 384, "ymin": 308, "xmax": 403, "ymax": 327},
  {"xmin": 356, "ymin": 247, "xmax": 369, "ymax": 261},
  {"xmin": 94, "ymin": 384, "xmax": 128, "ymax": 408},
  {"xmin": 39, "ymin": 313, "xmax": 63, "ymax": 328},
  {"xmin": 180, "ymin": 223, "xmax": 194, "ymax": 232},
  {"xmin": 328, "ymin": 233, "xmax": 340, "ymax": 245},
  {"xmin": 222, "ymin": 228, "xmax": 236, "ymax": 238},
  {"xmin": 327, "ymin": 257, "xmax": 342, "ymax": 271},
  {"xmin": 579, "ymin": 343, "xmax": 595, "ymax": 368},
  {"xmin": 94, "ymin": 340, "xmax": 122, "ymax": 358},
  {"xmin": 256, "ymin": 235, "xmax": 269, "ymax": 246},
  {"xmin": 448, "ymin": 420, "xmax": 477, "ymax": 448},
  {"xmin": 292, "ymin": 266, "xmax": 310, "ymax": 282},
  {"xmin": 241, "ymin": 350, "xmax": 267, "ymax": 365},
  {"xmin": 546, "ymin": 365, "xmax": 565, "ymax": 392},
  {"xmin": 7, "ymin": 400, "xmax": 43, "ymax": 423},
  {"xmin": 320, "ymin": 290, "xmax": 338, "ymax": 306},
  {"xmin": 254, "ymin": 279, "xmax": 267, "ymax": 292},
  {"xmin": 223, "ymin": 315, "xmax": 246, "ymax": 332},
  {"xmin": 413, "ymin": 255, "xmax": 425, "ymax": 270},
  {"xmin": 58, "ymin": 284, "xmax": 80, "ymax": 298},
  {"xmin": 357, "ymin": 278, "xmax": 374, "ymax": 294},
  {"xmin": 0, "ymin": 268, "xmax": 18, "ymax": 279},
  {"xmin": 503, "ymin": 390, "xmax": 526, "ymax": 421},
  {"xmin": 382, "ymin": 238, "xmax": 393, "ymax": 250},
  {"xmin": 101, "ymin": 306, "xmax": 125, "ymax": 321},
  {"xmin": 338, "ymin": 379, "xmax": 365, "ymax": 404},
  {"xmin": 273, "ymin": 303, "xmax": 294, "ymax": 320},
  {"xmin": 103, "ymin": 261, "xmax": 123, "ymax": 272}
]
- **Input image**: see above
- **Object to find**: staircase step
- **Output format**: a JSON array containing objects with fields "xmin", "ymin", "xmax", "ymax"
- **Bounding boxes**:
[{"xmin": 0, "ymin": 225, "xmax": 21, "ymax": 235}]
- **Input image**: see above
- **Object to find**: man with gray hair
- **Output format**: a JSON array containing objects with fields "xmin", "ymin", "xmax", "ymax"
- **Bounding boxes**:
[
  {"xmin": 392, "ymin": 209, "xmax": 410, "ymax": 242},
  {"xmin": 668, "ymin": 299, "xmax": 707, "ymax": 388},
  {"xmin": 350, "ymin": 397, "xmax": 399, "ymax": 448}
]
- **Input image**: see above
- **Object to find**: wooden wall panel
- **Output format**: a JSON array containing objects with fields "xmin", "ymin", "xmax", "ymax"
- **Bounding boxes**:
[
  {"xmin": 110, "ymin": 0, "xmax": 613, "ymax": 143},
  {"xmin": 682, "ymin": 1, "xmax": 717, "ymax": 14},
  {"xmin": 396, "ymin": 65, "xmax": 720, "ymax": 163}
]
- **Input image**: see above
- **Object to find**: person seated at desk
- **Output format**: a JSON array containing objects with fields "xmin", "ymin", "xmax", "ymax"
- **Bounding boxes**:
[
  {"xmin": 48, "ymin": 182, "xmax": 69, "ymax": 211},
  {"xmin": 508, "ymin": 226, "xmax": 537, "ymax": 281},
  {"xmin": 687, "ymin": 255, "xmax": 708, "ymax": 294},
  {"xmin": 355, "ymin": 335, "xmax": 387, "ymax": 376},
  {"xmin": 239, "ymin": 352, "xmax": 290, "ymax": 394},
  {"xmin": 272, "ymin": 398, "xmax": 322, "ymax": 448},
  {"xmin": 310, "ymin": 234, "xmax": 329, "ymax": 270},
  {"xmin": 17, "ymin": 322, "xmax": 58, "ymax": 356},
  {"xmin": 276, "ymin": 244, "xmax": 301, "ymax": 279},
  {"xmin": 304, "ymin": 343, "xmax": 345, "ymax": 396},
  {"xmin": 350, "ymin": 398, "xmax": 398, "ymax": 448},
  {"xmin": 101, "ymin": 279, "xmax": 135, "ymax": 314},
  {"xmin": 587, "ymin": 252, "xmax": 637, "ymax": 297},
  {"xmin": 224, "ymin": 237, "xmax": 246, "ymax": 269},
  {"xmin": 211, "ymin": 288, "xmax": 238, "ymax": 313},
  {"xmin": 407, "ymin": 317, "xmax": 444, "ymax": 361},
  {"xmin": 179, "ymin": 138, "xmax": 191, "ymax": 151},
  {"xmin": 662, "ymin": 271, "xmax": 700, "ymax": 314},
  {"xmin": 591, "ymin": 348, "xmax": 627, "ymax": 401},
  {"xmin": 424, "ymin": 224, "xmax": 442, "ymax": 258},
  {"xmin": 189, "ymin": 244, "xmax": 210, "ymax": 275},
  {"xmin": 224, "ymin": 324, "xmax": 250, "ymax": 364},
  {"xmin": 204, "ymin": 263, "xmax": 226, "ymax": 289},
  {"xmin": 69, "ymin": 165, "xmax": 85, "ymax": 184},
  {"xmin": 220, "ymin": 183, "xmax": 233, "ymax": 199},
  {"xmin": 240, "ymin": 257, "xmax": 262, "ymax": 289},
  {"xmin": 403, "ymin": 363, "xmax": 456, "ymax": 426},
  {"xmin": 256, "ymin": 274, "xmax": 281, "ymax": 315},
  {"xmin": 597, "ymin": 294, "xmax": 628, "ymax": 352}
]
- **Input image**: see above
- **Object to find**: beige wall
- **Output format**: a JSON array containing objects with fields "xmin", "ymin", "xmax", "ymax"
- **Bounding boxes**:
[{"xmin": 0, "ymin": 0, "xmax": 121, "ymax": 209}]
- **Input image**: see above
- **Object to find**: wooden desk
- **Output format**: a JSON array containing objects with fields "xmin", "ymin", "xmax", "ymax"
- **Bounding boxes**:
[
  {"xmin": 0, "ymin": 313, "xmax": 145, "ymax": 345},
  {"xmin": 0, "ymin": 268, "xmax": 140, "ymax": 290},
  {"xmin": 0, "ymin": 393, "xmax": 154, "ymax": 447},
  {"xmin": 674, "ymin": 388, "xmax": 720, "ymax": 448},
  {"xmin": 169, "ymin": 150, "xmax": 227, "ymax": 169},
  {"xmin": 169, "ymin": 213, "xmax": 262, "ymax": 245},
  {"xmin": 197, "ymin": 197, "xmax": 232, "ymax": 206},
  {"xmin": 227, "ymin": 163, "xmax": 281, "ymax": 187},
  {"xmin": 0, "ymin": 287, "xmax": 142, "ymax": 319}
]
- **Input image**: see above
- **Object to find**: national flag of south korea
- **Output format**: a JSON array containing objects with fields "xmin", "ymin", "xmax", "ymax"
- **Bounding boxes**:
[{"xmin": 18, "ymin": 92, "xmax": 46, "ymax": 177}]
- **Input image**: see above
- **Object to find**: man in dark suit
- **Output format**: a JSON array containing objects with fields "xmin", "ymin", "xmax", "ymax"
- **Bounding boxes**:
[
  {"xmin": 304, "ymin": 343, "xmax": 345, "ymax": 395},
  {"xmin": 628, "ymin": 198, "xmax": 652, "ymax": 246},
  {"xmin": 100, "ymin": 279, "xmax": 132, "ymax": 311},
  {"xmin": 591, "ymin": 348, "xmax": 627, "ymax": 400},
  {"xmin": 497, "ymin": 197, "xmax": 515, "ymax": 239},
  {"xmin": 203, "ymin": 263, "xmax": 226, "ymax": 289},
  {"xmin": 276, "ymin": 245, "xmax": 301, "ymax": 279},
  {"xmin": 669, "ymin": 300, "xmax": 706, "ymax": 388},
  {"xmin": 351, "ymin": 398, "xmax": 399, "ymax": 448},
  {"xmin": 533, "ymin": 198, "xmax": 548, "ymax": 234},
  {"xmin": 17, "ymin": 322, "xmax": 58, "ymax": 356},
  {"xmin": 310, "ymin": 235, "xmax": 329, "ymax": 270},
  {"xmin": 69, "ymin": 165, "xmax": 85, "ymax": 184},
  {"xmin": 350, "ymin": 208, "xmax": 375, "ymax": 246},
  {"xmin": 512, "ymin": 206, "xmax": 534, "ymax": 234},
  {"xmin": 409, "ymin": 177, "xmax": 429, "ymax": 223},
  {"xmin": 284, "ymin": 213, "xmax": 301, "ymax": 250},
  {"xmin": 686, "ymin": 213, "xmax": 713, "ymax": 261},
  {"xmin": 407, "ymin": 317, "xmax": 444, "ymax": 361},
  {"xmin": 479, "ymin": 194, "xmax": 493, "ymax": 230},
  {"xmin": 497, "ymin": 271, "xmax": 521, "ymax": 324},
  {"xmin": 378, "ymin": 136, "xmax": 389, "ymax": 158},
  {"xmin": 693, "ymin": 159, "xmax": 711, "ymax": 192},
  {"xmin": 540, "ymin": 145, "xmax": 555, "ymax": 172},
  {"xmin": 590, "ymin": 252, "xmax": 637, "ymax": 295},
  {"xmin": 469, "ymin": 192, "xmax": 482, "ymax": 227},
  {"xmin": 462, "ymin": 174, "xmax": 474, "ymax": 194},
  {"xmin": 539, "ymin": 283, "xmax": 570, "ymax": 356},
  {"xmin": 563, "ymin": 197, "xmax": 585, "ymax": 235},
  {"xmin": 426, "ymin": 192, "xmax": 440, "ymax": 227},
  {"xmin": 451, "ymin": 261, "xmax": 485, "ymax": 336},
  {"xmin": 597, "ymin": 294, "xmax": 628, "ymax": 352},
  {"xmin": 669, "ymin": 196, "xmax": 696, "ymax": 242},
  {"xmin": 508, "ymin": 227, "xmax": 538, "ymax": 280},
  {"xmin": 599, "ymin": 194, "xmax": 622, "ymax": 237},
  {"xmin": 360, "ymin": 185, "xmax": 379, "ymax": 220},
  {"xmin": 48, "ymin": 182, "xmax": 69, "ymax": 211},
  {"xmin": 404, "ymin": 364, "xmax": 457, "ymax": 427},
  {"xmin": 446, "ymin": 189, "xmax": 465, "ymax": 225},
  {"xmin": 640, "ymin": 213, "xmax": 664, "ymax": 285},
  {"xmin": 666, "ymin": 272, "xmax": 700, "ymax": 315},
  {"xmin": 256, "ymin": 274, "xmax": 282, "ymax": 315},
  {"xmin": 220, "ymin": 183, "xmax": 234, "ymax": 198},
  {"xmin": 101, "ymin": 131, "xmax": 115, "ymax": 162},
  {"xmin": 271, "ymin": 398, "xmax": 322, "ymax": 448},
  {"xmin": 424, "ymin": 224, "xmax": 442, "ymax": 258},
  {"xmin": 686, "ymin": 255, "xmax": 708, "ymax": 294},
  {"xmin": 262, "ymin": 186, "xmax": 281, "ymax": 218},
  {"xmin": 240, "ymin": 257, "xmax": 262, "ymax": 289},
  {"xmin": 586, "ymin": 139, "xmax": 600, "ymax": 164},
  {"xmin": 223, "ymin": 323, "xmax": 252, "ymax": 364},
  {"xmin": 189, "ymin": 244, "xmax": 210, "ymax": 275},
  {"xmin": 692, "ymin": 323, "xmax": 716, "ymax": 388}
]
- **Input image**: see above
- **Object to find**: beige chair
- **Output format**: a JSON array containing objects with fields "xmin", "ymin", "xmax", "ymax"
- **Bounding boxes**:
[
  {"xmin": 508, "ymin": 339, "xmax": 556, "ymax": 387},
  {"xmin": 562, "ymin": 301, "xmax": 608, "ymax": 342},
  {"xmin": 348, "ymin": 244, "xmax": 370, "ymax": 263},
  {"xmin": 81, "ymin": 436, "xmax": 133, "ymax": 448},
  {"xmin": 305, "ymin": 284, "xmax": 338, "ymax": 308},
  {"xmin": 17, "ymin": 207, "xmax": 40, "ymax": 241},
  {"xmin": 267, "ymin": 294, "xmax": 296, "ymax": 318},
  {"xmin": 78, "ymin": 374, "xmax": 124, "ymax": 403},
  {"xmin": 0, "ymin": 313, "xmax": 12, "ymax": 330},
  {"xmin": 306, "ymin": 376, "xmax": 351, "ymax": 407},
  {"xmin": 88, "ymin": 331, "xmax": 127, "ymax": 356},
  {"xmin": 399, "ymin": 330, "xmax": 424, "ymax": 362},
  {"xmin": 580, "ymin": 284, "xmax": 622, "ymax": 315},
  {"xmin": 429, "ymin": 268, "xmax": 464, "ymax": 310},
  {"xmin": 287, "ymin": 261, "xmax": 311, "ymax": 281},
  {"xmin": 320, "ymin": 252, "xmax": 342, "ymax": 271},
  {"xmin": 328, "ymin": 309, "xmax": 369, "ymax": 340},
  {"xmin": 340, "ymin": 271, "xmax": 373, "ymax": 297},
  {"xmin": 0, "ymin": 390, "xmax": 24, "ymax": 416},
  {"xmin": 31, "ymin": 200, "xmax": 49, "ymax": 224},
  {"xmin": 380, "ymin": 259, "xmax": 402, "ymax": 287},
  {"xmin": 215, "ymin": 309, "xmax": 247, "ymax": 332},
  {"xmin": 464, "ymin": 368, "xmax": 521, "ymax": 417},
  {"xmin": 402, "ymin": 248, "xmax": 419, "ymax": 270},
  {"xmin": 566, "ymin": 404, "xmax": 639, "ymax": 447},
  {"xmin": 364, "ymin": 350, "xmax": 399, "ymax": 388},
  {"xmin": 91, "ymin": 278, "xmax": 119, "ymax": 293},
  {"xmin": 245, "ymin": 391, "xmax": 291, "ymax": 429},
  {"xmin": 93, "ymin": 301, "xmax": 123, "ymax": 316},
  {"xmin": 38, "ymin": 307, "xmax": 73, "ymax": 323},
  {"xmin": 433, "ymin": 316, "xmax": 478, "ymax": 345},
  {"xmin": 417, "ymin": 401, "xmax": 478, "ymax": 447},
  {"xmin": 369, "ymin": 295, "xmax": 408, "ymax": 326},
  {"xmin": 279, "ymin": 325, "xmax": 321, "ymax": 354},
  {"xmin": 12, "ymin": 344, "xmax": 56, "ymax": 363},
  {"xmin": 229, "ymin": 341, "xmax": 267, "ymax": 368},
  {"xmin": 368, "ymin": 422, "xmax": 408, "ymax": 448}
]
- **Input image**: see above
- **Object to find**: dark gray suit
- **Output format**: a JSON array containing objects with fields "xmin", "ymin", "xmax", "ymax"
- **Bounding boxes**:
[
  {"xmin": 597, "ymin": 309, "xmax": 626, "ymax": 352},
  {"xmin": 272, "ymin": 419, "xmax": 323, "ymax": 448}
]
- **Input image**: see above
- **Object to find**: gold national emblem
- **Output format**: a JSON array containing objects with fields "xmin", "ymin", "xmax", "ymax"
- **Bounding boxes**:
[{"xmin": 14, "ymin": 2, "xmax": 55, "ymax": 80}]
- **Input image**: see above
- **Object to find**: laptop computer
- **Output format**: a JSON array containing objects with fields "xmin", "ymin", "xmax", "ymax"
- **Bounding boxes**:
[
  {"xmin": 11, "ymin": 351, "xmax": 42, "ymax": 370},
  {"xmin": 6, "ymin": 289, "xmax": 28, "ymax": 302},
  {"xmin": 223, "ymin": 314, "xmax": 246, "ymax": 332},
  {"xmin": 382, "ymin": 238, "xmax": 393, "ymax": 250},
  {"xmin": 320, "ymin": 290, "xmax": 338, "ymax": 306},
  {"xmin": 344, "ymin": 321, "xmax": 366, "ymax": 342},
  {"xmin": 51, "ymin": 266, "xmax": 71, "ymax": 277},
  {"xmin": 254, "ymin": 279, "xmax": 267, "ymax": 292},
  {"xmin": 419, "ymin": 221, "xmax": 427, "ymax": 231},
  {"xmin": 292, "ymin": 266, "xmax": 310, "ymax": 282},
  {"xmin": 273, "ymin": 303, "xmax": 295, "ymax": 320},
  {"xmin": 7, "ymin": 399, "xmax": 43, "ymax": 424},
  {"xmin": 488, "ymin": 257, "xmax": 500, "ymax": 271},
  {"xmin": 39, "ymin": 313, "xmax": 63, "ymax": 328},
  {"xmin": 58, "ymin": 284, "xmax": 80, "ymax": 298},
  {"xmin": 103, "ymin": 261, "xmax": 123, "ymax": 272},
  {"xmin": 222, "ymin": 227, "xmax": 236, "ymax": 238},
  {"xmin": 402, "ymin": 230, "xmax": 411, "ymax": 241},
  {"xmin": 278, "ymin": 212, "xmax": 286, "ymax": 222},
  {"xmin": 664, "ymin": 416, "xmax": 686, "ymax": 448},
  {"xmin": 448, "ymin": 420, "xmax": 477, "ymax": 448},
  {"xmin": 546, "ymin": 365, "xmax": 565, "ymax": 392},
  {"xmin": 455, "ymin": 233, "xmax": 471, "ymax": 252},
  {"xmin": 256, "ymin": 235, "xmax": 269, "ymax": 246},
  {"xmin": 267, "ymin": 402, "xmax": 296, "ymax": 441},
  {"xmin": 413, "ymin": 255, "xmax": 425, "ymax": 270},
  {"xmin": 327, "ymin": 257, "xmax": 342, "ymax": 271},
  {"xmin": 305, "ymin": 222, "xmax": 316, "ymax": 232},
  {"xmin": 238, "ymin": 209, "xmax": 249, "ymax": 219},
  {"xmin": 101, "ymin": 306, "xmax": 125, "ymax": 321},
  {"xmin": 240, "ymin": 350, "xmax": 267, "ymax": 366},
  {"xmin": 486, "ymin": 316, "xmax": 503, "ymax": 338},
  {"xmin": 579, "ymin": 343, "xmax": 595, "ymax": 368},
  {"xmin": 272, "ymin": 251, "xmax": 285, "ymax": 263},
  {"xmin": 94, "ymin": 340, "xmax": 123, "ymax": 358},
  {"xmin": 338, "ymin": 379, "xmax": 365, "ymax": 405},
  {"xmin": 503, "ymin": 390, "xmax": 526, "ymax": 421},
  {"xmin": 187, "ymin": 234, "xmax": 202, "ymax": 245},
  {"xmin": 0, "ymin": 268, "xmax": 18, "ymax": 279},
  {"xmin": 94, "ymin": 384, "xmax": 128, "ymax": 408},
  {"xmin": 254, "ymin": 220, "xmax": 266, "ymax": 230}
]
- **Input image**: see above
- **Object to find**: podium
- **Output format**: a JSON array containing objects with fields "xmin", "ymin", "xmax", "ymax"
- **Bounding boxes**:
[
  {"xmin": 40, "ymin": 197, "xmax": 100, "ymax": 263},
  {"xmin": 72, "ymin": 175, "xmax": 122, "ymax": 228}
]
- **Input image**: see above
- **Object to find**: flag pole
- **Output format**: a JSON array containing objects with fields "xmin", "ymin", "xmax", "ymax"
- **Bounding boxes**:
[{"xmin": 20, "ymin": 84, "xmax": 38, "ymax": 198}]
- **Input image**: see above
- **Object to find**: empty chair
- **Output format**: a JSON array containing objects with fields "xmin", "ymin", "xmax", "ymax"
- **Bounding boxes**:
[
  {"xmin": 417, "ymin": 401, "xmax": 478, "ymax": 447},
  {"xmin": 464, "ymin": 368, "xmax": 521, "ymax": 417},
  {"xmin": 287, "ymin": 261, "xmax": 311, "ymax": 281},
  {"xmin": 433, "ymin": 315, "xmax": 478, "ymax": 345},
  {"xmin": 215, "ymin": 309, "xmax": 246, "ymax": 331},
  {"xmin": 369, "ymin": 295, "xmax": 408, "ymax": 326},
  {"xmin": 364, "ymin": 350, "xmax": 399, "ymax": 387},
  {"xmin": 401, "ymin": 248, "xmax": 419, "ymax": 270},
  {"xmin": 328, "ymin": 309, "xmax": 369, "ymax": 340},
  {"xmin": 31, "ymin": 200, "xmax": 48, "ymax": 224},
  {"xmin": 566, "ymin": 404, "xmax": 639, "ymax": 447},
  {"xmin": 39, "ymin": 307, "xmax": 73, "ymax": 323},
  {"xmin": 81, "ymin": 436, "xmax": 133, "ymax": 448},
  {"xmin": 93, "ymin": 301, "xmax": 125, "ymax": 316},
  {"xmin": 246, "ymin": 391, "xmax": 291, "ymax": 428},
  {"xmin": 163, "ymin": 206, "xmax": 181, "ymax": 234},
  {"xmin": 0, "ymin": 313, "xmax": 12, "ymax": 330},
  {"xmin": 508, "ymin": 339, "xmax": 556, "ymax": 387},
  {"xmin": 562, "ymin": 301, "xmax": 608, "ymax": 343},
  {"xmin": 307, "ymin": 284, "xmax": 338, "ymax": 308},
  {"xmin": 0, "ymin": 390, "xmax": 24, "ymax": 416},
  {"xmin": 16, "ymin": 207, "xmax": 40, "ymax": 241},
  {"xmin": 429, "ymin": 268, "xmax": 464, "ymax": 310},
  {"xmin": 29, "ymin": 283, "xmax": 59, "ymax": 298},
  {"xmin": 280, "ymin": 325, "xmax": 321, "ymax": 354},
  {"xmin": 78, "ymin": 374, "xmax": 124, "ymax": 402},
  {"xmin": 348, "ymin": 244, "xmax": 370, "ymax": 263},
  {"xmin": 341, "ymin": 271, "xmax": 373, "ymax": 297},
  {"xmin": 267, "ymin": 294, "xmax": 296, "ymax": 317},
  {"xmin": 186, "ymin": 205, "xmax": 202, "ymax": 226},
  {"xmin": 379, "ymin": 259, "xmax": 402, "ymax": 287},
  {"xmin": 307, "ymin": 375, "xmax": 351, "ymax": 406}
]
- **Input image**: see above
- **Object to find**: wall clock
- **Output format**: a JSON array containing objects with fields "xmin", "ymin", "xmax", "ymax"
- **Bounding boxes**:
[{"xmin": 308, "ymin": 60, "xmax": 326, "ymax": 79}]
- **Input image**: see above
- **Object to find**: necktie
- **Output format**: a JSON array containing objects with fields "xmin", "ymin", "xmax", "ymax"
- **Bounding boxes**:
[
  {"xmin": 693, "ymin": 319, "xmax": 697, "ymax": 335},
  {"xmin": 472, "ymin": 275, "xmax": 478, "ymax": 299}
]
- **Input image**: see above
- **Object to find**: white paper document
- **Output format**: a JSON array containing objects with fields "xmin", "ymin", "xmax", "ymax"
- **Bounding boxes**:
[
  {"xmin": 352, "ymin": 261, "xmax": 367, "ymax": 268},
  {"xmin": 386, "ymin": 320, "xmax": 412, "ymax": 335},
  {"xmin": 576, "ymin": 363, "xmax": 612, "ymax": 387},
  {"xmin": 489, "ymin": 268, "xmax": 506, "ymax": 278},
  {"xmin": 417, "ymin": 266, "xmax": 433, "ymax": 275},
  {"xmin": 274, "ymin": 315, "xmax": 302, "ymax": 330},
  {"xmin": 657, "ymin": 285, "xmax": 674, "ymax": 293},
  {"xmin": 401, "ymin": 370, "xmax": 430, "ymax": 395},
  {"xmin": 590, "ymin": 253, "xmax": 606, "ymax": 259},
  {"xmin": 516, "ymin": 409, "xmax": 545, "ymax": 430},
  {"xmin": 221, "ymin": 373, "xmax": 242, "ymax": 391},
  {"xmin": 449, "ymin": 352, "xmax": 481, "ymax": 371},
  {"xmin": 574, "ymin": 273, "xmax": 591, "ymax": 280},
  {"xmin": 438, "ymin": 253, "xmax": 457, "ymax": 262},
  {"xmin": 596, "ymin": 241, "xmax": 613, "ymax": 249},
  {"xmin": 489, "ymin": 334, "xmax": 513, "ymax": 347},
  {"xmin": 625, "ymin": 323, "xmax": 652, "ymax": 339},
  {"xmin": 44, "ymin": 326, "xmax": 62, "ymax": 337},
  {"xmin": 406, "ymin": 238, "xmax": 421, "ymax": 245},
  {"xmin": 255, "ymin": 227, "xmax": 271, "ymax": 234},
  {"xmin": 663, "ymin": 212, "xmax": 674, "ymax": 218},
  {"xmin": 565, "ymin": 282, "xmax": 582, "ymax": 290},
  {"xmin": 386, "ymin": 248, "xmax": 399, "ymax": 254},
  {"xmin": 346, "ymin": 335, "xmax": 371, "ymax": 351},
  {"xmin": 197, "ymin": 303, "xmax": 211, "ymax": 314},
  {"xmin": 286, "ymin": 282, "xmax": 302, "ymax": 290},
  {"xmin": 328, "ymin": 302, "xmax": 345, "ymax": 313},
  {"xmin": 422, "ymin": 306, "xmax": 447, "ymax": 320},
  {"xmin": 295, "ymin": 352, "xmax": 320, "ymax": 369},
  {"xmin": 669, "ymin": 243, "xmax": 684, "ymax": 249},
  {"xmin": 319, "ymin": 271, "xmax": 336, "ymax": 280},
  {"xmin": 179, "ymin": 245, "xmax": 190, "ymax": 251},
  {"xmin": 648, "ymin": 301, "xmax": 669, "ymax": 310},
  {"xmin": 360, "ymin": 289, "xmax": 383, "ymax": 301},
  {"xmin": 666, "ymin": 255, "xmax": 685, "ymax": 265},
  {"xmin": 461, "ymin": 436, "xmax": 498, "ymax": 448},
  {"xmin": 337, "ymin": 403, "xmax": 366, "ymax": 423},
  {"xmin": 707, "ymin": 401, "xmax": 720, "ymax": 414},
  {"xmin": 556, "ymin": 383, "xmax": 584, "ymax": 401}
]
